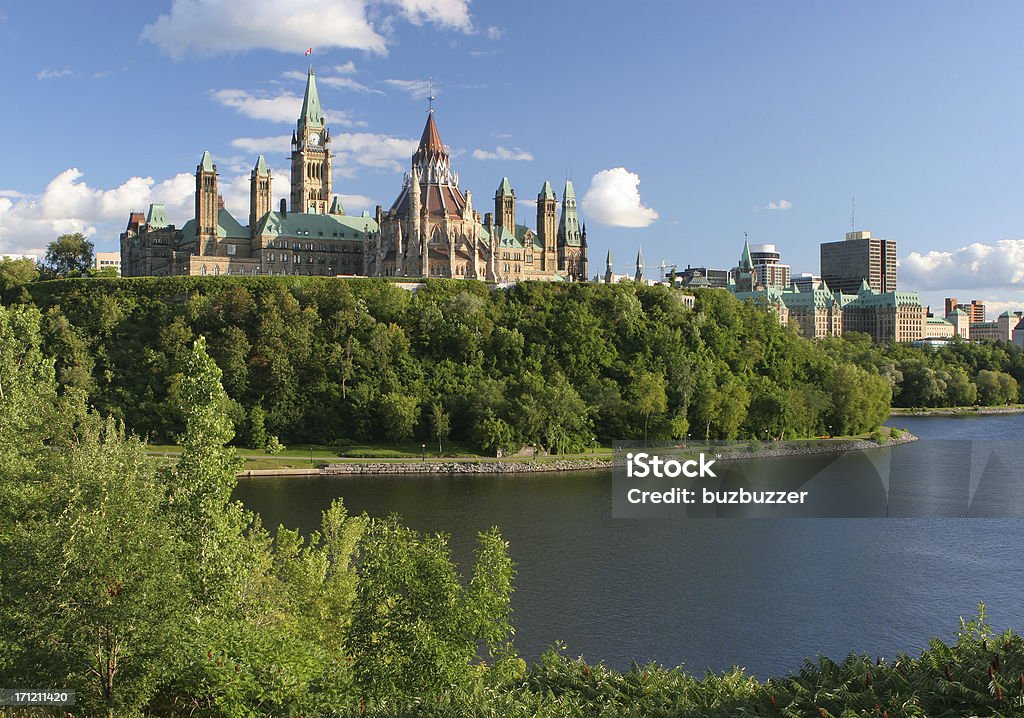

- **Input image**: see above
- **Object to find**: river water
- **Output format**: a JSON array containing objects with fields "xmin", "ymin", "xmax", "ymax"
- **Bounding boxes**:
[{"xmin": 233, "ymin": 414, "xmax": 1024, "ymax": 678}]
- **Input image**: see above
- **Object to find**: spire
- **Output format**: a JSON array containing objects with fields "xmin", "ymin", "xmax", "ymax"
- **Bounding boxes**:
[
  {"xmin": 539, "ymin": 180, "xmax": 555, "ymax": 201},
  {"xmin": 299, "ymin": 67, "xmax": 324, "ymax": 128},
  {"xmin": 558, "ymin": 180, "xmax": 581, "ymax": 246},
  {"xmin": 417, "ymin": 113, "xmax": 445, "ymax": 156},
  {"xmin": 739, "ymin": 234, "xmax": 753, "ymax": 270},
  {"xmin": 497, "ymin": 176, "xmax": 513, "ymax": 195},
  {"xmin": 606, "ymin": 249, "xmax": 613, "ymax": 270},
  {"xmin": 329, "ymin": 195, "xmax": 345, "ymax": 215},
  {"xmin": 253, "ymin": 154, "xmax": 269, "ymax": 176},
  {"xmin": 635, "ymin": 246, "xmax": 644, "ymax": 283},
  {"xmin": 199, "ymin": 150, "xmax": 215, "ymax": 172}
]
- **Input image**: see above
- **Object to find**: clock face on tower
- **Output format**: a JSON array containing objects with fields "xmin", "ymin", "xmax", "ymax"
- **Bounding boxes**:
[{"xmin": 307, "ymin": 132, "xmax": 322, "ymax": 148}]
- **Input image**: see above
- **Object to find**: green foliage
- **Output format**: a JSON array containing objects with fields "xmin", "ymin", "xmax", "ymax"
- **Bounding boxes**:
[
  {"xmin": 0, "ymin": 256, "xmax": 38, "ymax": 292},
  {"xmin": 8, "ymin": 277, "xmax": 900, "ymax": 448},
  {"xmin": 346, "ymin": 518, "xmax": 516, "ymax": 703},
  {"xmin": 43, "ymin": 232, "xmax": 94, "ymax": 278}
]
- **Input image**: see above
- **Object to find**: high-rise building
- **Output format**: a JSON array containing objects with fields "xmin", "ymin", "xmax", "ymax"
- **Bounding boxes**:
[
  {"xmin": 820, "ymin": 230, "xmax": 897, "ymax": 294},
  {"xmin": 749, "ymin": 243, "xmax": 791, "ymax": 289},
  {"xmin": 945, "ymin": 297, "xmax": 985, "ymax": 323}
]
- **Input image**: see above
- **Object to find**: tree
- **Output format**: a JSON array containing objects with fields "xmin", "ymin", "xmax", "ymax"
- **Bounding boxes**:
[
  {"xmin": 630, "ymin": 371, "xmax": 668, "ymax": 445},
  {"xmin": 378, "ymin": 391, "xmax": 419, "ymax": 442},
  {"xmin": 430, "ymin": 401, "xmax": 450, "ymax": 453},
  {"xmin": 44, "ymin": 232, "xmax": 94, "ymax": 277},
  {"xmin": 0, "ymin": 256, "xmax": 38, "ymax": 292}
]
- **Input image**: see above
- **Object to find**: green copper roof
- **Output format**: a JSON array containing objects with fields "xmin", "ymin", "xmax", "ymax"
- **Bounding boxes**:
[
  {"xmin": 329, "ymin": 195, "xmax": 345, "ymax": 215},
  {"xmin": 606, "ymin": 249, "xmax": 612, "ymax": 268},
  {"xmin": 145, "ymin": 203, "xmax": 169, "ymax": 229},
  {"xmin": 563, "ymin": 180, "xmax": 576, "ymax": 200},
  {"xmin": 199, "ymin": 150, "xmax": 215, "ymax": 172},
  {"xmin": 254, "ymin": 210, "xmax": 378, "ymax": 241},
  {"xmin": 539, "ymin": 181, "xmax": 555, "ymax": 200},
  {"xmin": 497, "ymin": 176, "xmax": 513, "ymax": 195},
  {"xmin": 739, "ymin": 238, "xmax": 752, "ymax": 270},
  {"xmin": 253, "ymin": 154, "xmax": 269, "ymax": 176},
  {"xmin": 218, "ymin": 208, "xmax": 249, "ymax": 239},
  {"xmin": 300, "ymin": 68, "xmax": 324, "ymax": 128}
]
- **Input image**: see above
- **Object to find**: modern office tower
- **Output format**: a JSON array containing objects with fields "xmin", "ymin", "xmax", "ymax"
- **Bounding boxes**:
[
  {"xmin": 820, "ymin": 230, "xmax": 897, "ymax": 294},
  {"xmin": 749, "ymin": 243, "xmax": 791, "ymax": 289}
]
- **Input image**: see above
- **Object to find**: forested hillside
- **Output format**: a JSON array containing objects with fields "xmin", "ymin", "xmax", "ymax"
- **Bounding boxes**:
[{"xmin": 7, "ymin": 277, "xmax": 892, "ymax": 450}]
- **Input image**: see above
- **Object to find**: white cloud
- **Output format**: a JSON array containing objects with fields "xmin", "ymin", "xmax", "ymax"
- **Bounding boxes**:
[
  {"xmin": 485, "ymin": 26, "xmax": 503, "ymax": 40},
  {"xmin": 142, "ymin": 0, "xmax": 471, "ymax": 59},
  {"xmin": 334, "ymin": 61, "xmax": 358, "ymax": 74},
  {"xmin": 902, "ymin": 240, "xmax": 1024, "ymax": 291},
  {"xmin": 0, "ymin": 190, "xmax": 29, "ymax": 199},
  {"xmin": 581, "ymin": 168, "xmax": 659, "ymax": 228},
  {"xmin": 391, "ymin": 0, "xmax": 472, "ymax": 31},
  {"xmin": 212, "ymin": 89, "xmax": 304, "ymax": 123},
  {"xmin": 231, "ymin": 135, "xmax": 292, "ymax": 155},
  {"xmin": 331, "ymin": 132, "xmax": 419, "ymax": 173},
  {"xmin": 517, "ymin": 198, "xmax": 537, "ymax": 209},
  {"xmin": 338, "ymin": 193, "xmax": 375, "ymax": 211},
  {"xmin": 384, "ymin": 78, "xmax": 433, "ymax": 99},
  {"xmin": 472, "ymin": 146, "xmax": 533, "ymax": 161},
  {"xmin": 320, "ymin": 75, "xmax": 381, "ymax": 93},
  {"xmin": 766, "ymin": 199, "xmax": 792, "ymax": 210},
  {"xmin": 0, "ymin": 169, "xmax": 194, "ymax": 255},
  {"xmin": 975, "ymin": 299, "xmax": 1024, "ymax": 318},
  {"xmin": 232, "ymin": 132, "xmax": 416, "ymax": 174},
  {"xmin": 211, "ymin": 88, "xmax": 362, "ymax": 125},
  {"xmin": 37, "ymin": 68, "xmax": 72, "ymax": 80}
]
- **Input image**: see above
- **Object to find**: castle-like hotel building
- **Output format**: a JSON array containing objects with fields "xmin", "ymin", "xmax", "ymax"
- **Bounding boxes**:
[{"xmin": 121, "ymin": 69, "xmax": 587, "ymax": 282}]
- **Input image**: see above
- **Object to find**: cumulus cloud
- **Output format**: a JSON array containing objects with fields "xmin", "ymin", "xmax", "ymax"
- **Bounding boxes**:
[
  {"xmin": 472, "ymin": 146, "xmax": 533, "ymax": 161},
  {"xmin": 581, "ymin": 168, "xmax": 659, "ymax": 228},
  {"xmin": 0, "ymin": 169, "xmax": 195, "ymax": 255},
  {"xmin": 384, "ymin": 79, "xmax": 433, "ymax": 99},
  {"xmin": 330, "ymin": 132, "xmax": 419, "ymax": 173},
  {"xmin": 37, "ymin": 68, "xmax": 72, "ymax": 80},
  {"xmin": 142, "ymin": 0, "xmax": 471, "ymax": 59},
  {"xmin": 234, "ymin": 132, "xmax": 417, "ymax": 175},
  {"xmin": 902, "ymin": 240, "xmax": 1024, "ymax": 291},
  {"xmin": 766, "ymin": 199, "xmax": 792, "ymax": 210}
]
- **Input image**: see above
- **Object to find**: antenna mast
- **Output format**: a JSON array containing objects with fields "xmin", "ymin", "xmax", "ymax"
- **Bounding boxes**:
[{"xmin": 427, "ymin": 77, "xmax": 435, "ymax": 113}]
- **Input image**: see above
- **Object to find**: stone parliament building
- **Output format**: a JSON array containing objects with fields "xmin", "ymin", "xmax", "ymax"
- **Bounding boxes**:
[{"xmin": 121, "ymin": 69, "xmax": 588, "ymax": 282}]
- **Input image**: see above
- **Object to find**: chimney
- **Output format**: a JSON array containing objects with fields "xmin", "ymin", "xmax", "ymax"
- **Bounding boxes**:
[{"xmin": 280, "ymin": 198, "xmax": 287, "ymax": 217}]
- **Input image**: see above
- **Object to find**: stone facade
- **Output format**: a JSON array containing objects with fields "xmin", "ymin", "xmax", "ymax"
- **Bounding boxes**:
[
  {"xmin": 122, "ymin": 70, "xmax": 587, "ymax": 284},
  {"xmin": 368, "ymin": 113, "xmax": 587, "ymax": 282}
]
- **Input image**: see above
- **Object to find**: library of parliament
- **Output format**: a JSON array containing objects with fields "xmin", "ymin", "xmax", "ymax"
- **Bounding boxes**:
[{"xmin": 121, "ymin": 68, "xmax": 588, "ymax": 282}]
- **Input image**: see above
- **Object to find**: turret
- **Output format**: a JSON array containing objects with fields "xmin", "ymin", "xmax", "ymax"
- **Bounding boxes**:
[
  {"xmin": 195, "ymin": 150, "xmax": 218, "ymax": 255},
  {"xmin": 605, "ymin": 249, "xmax": 614, "ymax": 284},
  {"xmin": 495, "ymin": 177, "xmax": 515, "ymax": 231},
  {"xmin": 249, "ymin": 154, "xmax": 271, "ymax": 234},
  {"xmin": 537, "ymin": 181, "xmax": 557, "ymax": 272}
]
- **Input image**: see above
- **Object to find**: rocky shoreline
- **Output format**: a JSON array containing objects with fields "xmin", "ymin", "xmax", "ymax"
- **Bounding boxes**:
[
  {"xmin": 237, "ymin": 432, "xmax": 918, "ymax": 478},
  {"xmin": 889, "ymin": 406, "xmax": 1024, "ymax": 417}
]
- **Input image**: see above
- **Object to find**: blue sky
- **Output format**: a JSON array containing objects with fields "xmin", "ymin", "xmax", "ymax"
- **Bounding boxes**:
[{"xmin": 2, "ymin": 1, "xmax": 1024, "ymax": 312}]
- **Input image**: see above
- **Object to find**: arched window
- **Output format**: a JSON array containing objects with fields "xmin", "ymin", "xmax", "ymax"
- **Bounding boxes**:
[{"xmin": 200, "ymin": 265, "xmax": 207, "ymax": 276}]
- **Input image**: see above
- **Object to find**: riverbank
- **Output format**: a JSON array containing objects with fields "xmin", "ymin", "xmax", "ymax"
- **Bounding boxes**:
[
  {"xmin": 236, "ymin": 430, "xmax": 917, "ymax": 477},
  {"xmin": 889, "ymin": 404, "xmax": 1024, "ymax": 417}
]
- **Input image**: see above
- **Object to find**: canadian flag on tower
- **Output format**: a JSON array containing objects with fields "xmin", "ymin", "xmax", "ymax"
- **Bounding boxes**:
[{"xmin": 304, "ymin": 48, "xmax": 312, "ymax": 56}]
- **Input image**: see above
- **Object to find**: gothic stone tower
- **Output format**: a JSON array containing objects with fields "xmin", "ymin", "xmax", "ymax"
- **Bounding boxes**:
[
  {"xmin": 249, "ymin": 154, "xmax": 271, "ymax": 234},
  {"xmin": 557, "ymin": 180, "xmax": 587, "ymax": 281},
  {"xmin": 195, "ymin": 150, "xmax": 218, "ymax": 256},
  {"xmin": 537, "ymin": 181, "xmax": 557, "ymax": 272},
  {"xmin": 290, "ymin": 67, "xmax": 331, "ymax": 214}
]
